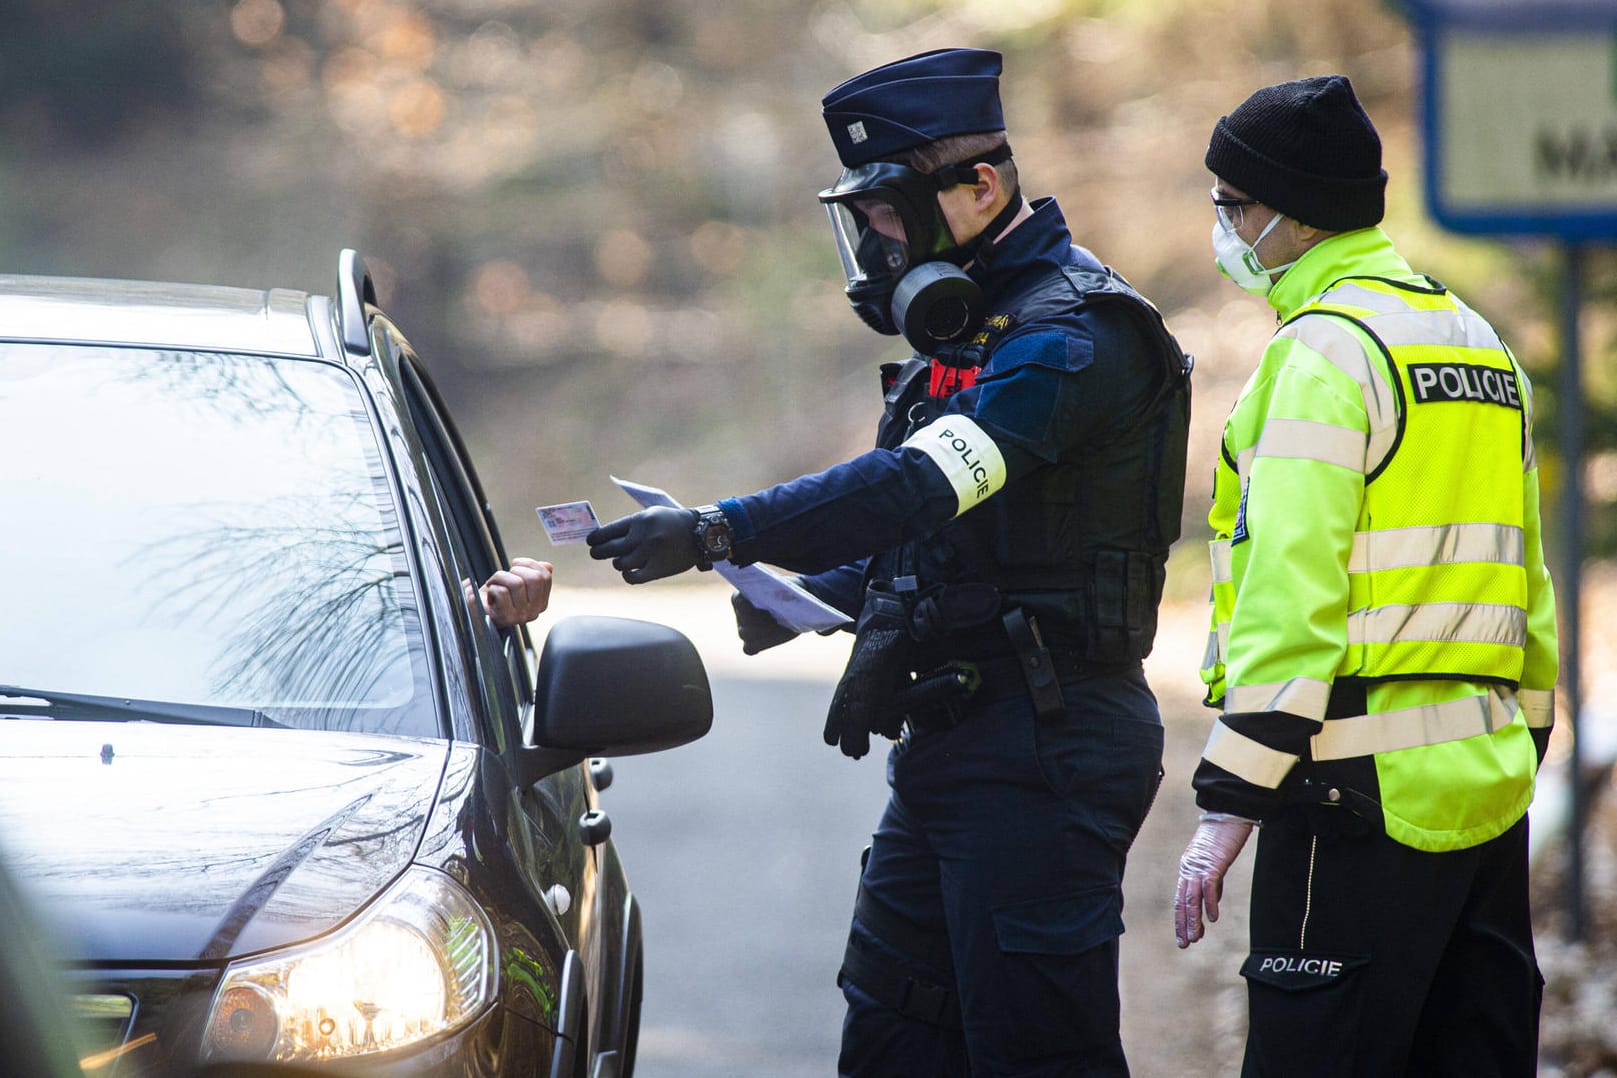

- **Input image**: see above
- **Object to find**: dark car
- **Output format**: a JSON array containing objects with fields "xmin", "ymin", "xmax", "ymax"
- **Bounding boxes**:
[{"xmin": 0, "ymin": 251, "xmax": 712, "ymax": 1078}]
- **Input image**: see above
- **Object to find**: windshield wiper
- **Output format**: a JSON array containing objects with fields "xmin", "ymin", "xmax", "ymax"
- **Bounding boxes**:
[{"xmin": 0, "ymin": 685, "xmax": 285, "ymax": 728}]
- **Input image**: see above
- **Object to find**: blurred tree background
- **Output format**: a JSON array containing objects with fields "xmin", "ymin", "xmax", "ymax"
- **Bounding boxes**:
[
  {"xmin": 0, "ymin": 0, "xmax": 1609, "ymax": 587},
  {"xmin": 8, "ymin": 3, "xmax": 1617, "ymax": 1070}
]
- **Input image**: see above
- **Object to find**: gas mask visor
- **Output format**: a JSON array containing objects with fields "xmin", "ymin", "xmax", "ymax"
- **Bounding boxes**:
[{"xmin": 818, "ymin": 162, "xmax": 956, "ymax": 335}]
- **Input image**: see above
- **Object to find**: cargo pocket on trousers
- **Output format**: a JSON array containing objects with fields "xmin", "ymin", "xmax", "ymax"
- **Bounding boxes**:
[
  {"xmin": 1240, "ymin": 950, "xmax": 1370, "ymax": 1076},
  {"xmin": 993, "ymin": 885, "xmax": 1122, "ymax": 956},
  {"xmin": 985, "ymin": 886, "xmax": 1124, "ymax": 1059},
  {"xmin": 991, "ymin": 887, "xmax": 1125, "ymax": 1059}
]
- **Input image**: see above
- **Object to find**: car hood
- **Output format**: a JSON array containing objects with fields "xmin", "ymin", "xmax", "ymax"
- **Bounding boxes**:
[{"xmin": 0, "ymin": 721, "xmax": 452, "ymax": 964}]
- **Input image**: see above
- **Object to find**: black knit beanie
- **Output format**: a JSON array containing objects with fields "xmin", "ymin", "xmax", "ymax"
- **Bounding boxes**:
[{"xmin": 1205, "ymin": 74, "xmax": 1387, "ymax": 232}]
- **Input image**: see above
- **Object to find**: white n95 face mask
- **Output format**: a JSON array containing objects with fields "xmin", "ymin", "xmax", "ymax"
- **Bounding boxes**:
[{"xmin": 1211, "ymin": 213, "xmax": 1295, "ymax": 297}]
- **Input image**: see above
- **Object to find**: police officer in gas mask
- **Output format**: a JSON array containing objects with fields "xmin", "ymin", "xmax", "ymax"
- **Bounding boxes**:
[{"xmin": 588, "ymin": 48, "xmax": 1192, "ymax": 1076}]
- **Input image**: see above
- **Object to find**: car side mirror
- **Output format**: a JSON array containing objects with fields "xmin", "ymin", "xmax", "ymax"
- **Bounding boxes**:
[{"xmin": 516, "ymin": 616, "xmax": 713, "ymax": 785}]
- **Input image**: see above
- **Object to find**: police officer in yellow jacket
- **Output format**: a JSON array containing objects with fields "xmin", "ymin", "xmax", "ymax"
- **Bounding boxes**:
[{"xmin": 1171, "ymin": 75, "xmax": 1558, "ymax": 1077}]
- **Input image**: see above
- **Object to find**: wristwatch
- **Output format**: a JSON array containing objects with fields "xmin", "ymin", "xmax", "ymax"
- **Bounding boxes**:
[{"xmin": 691, "ymin": 504, "xmax": 733, "ymax": 571}]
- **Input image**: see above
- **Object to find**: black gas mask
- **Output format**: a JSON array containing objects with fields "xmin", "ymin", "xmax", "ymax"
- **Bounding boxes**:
[{"xmin": 818, "ymin": 147, "xmax": 1020, "ymax": 354}]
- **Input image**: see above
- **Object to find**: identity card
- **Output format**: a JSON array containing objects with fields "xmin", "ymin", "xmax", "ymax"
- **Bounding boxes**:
[{"xmin": 536, "ymin": 501, "xmax": 600, "ymax": 544}]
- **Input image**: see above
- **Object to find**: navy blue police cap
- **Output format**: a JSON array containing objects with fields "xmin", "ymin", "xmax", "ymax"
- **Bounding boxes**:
[{"xmin": 822, "ymin": 48, "xmax": 1005, "ymax": 168}]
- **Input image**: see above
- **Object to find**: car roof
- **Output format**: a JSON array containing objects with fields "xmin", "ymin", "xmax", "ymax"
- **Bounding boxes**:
[{"xmin": 0, "ymin": 273, "xmax": 323, "ymax": 357}]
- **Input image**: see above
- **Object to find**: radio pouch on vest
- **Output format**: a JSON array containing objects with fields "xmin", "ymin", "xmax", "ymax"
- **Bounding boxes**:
[{"xmin": 1088, "ymin": 549, "xmax": 1161, "ymax": 662}]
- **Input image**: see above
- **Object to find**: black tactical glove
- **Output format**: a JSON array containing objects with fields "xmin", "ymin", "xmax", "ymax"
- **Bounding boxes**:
[
  {"xmin": 587, "ymin": 507, "xmax": 700, "ymax": 584},
  {"xmin": 823, "ymin": 623, "xmax": 910, "ymax": 759},
  {"xmin": 731, "ymin": 589, "xmax": 798, "ymax": 655}
]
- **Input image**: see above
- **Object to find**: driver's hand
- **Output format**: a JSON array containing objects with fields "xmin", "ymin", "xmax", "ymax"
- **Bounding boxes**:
[{"xmin": 480, "ymin": 558, "xmax": 554, "ymax": 627}]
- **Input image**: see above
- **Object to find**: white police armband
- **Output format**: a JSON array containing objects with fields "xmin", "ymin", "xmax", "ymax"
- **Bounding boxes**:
[{"xmin": 901, "ymin": 415, "xmax": 1007, "ymax": 516}]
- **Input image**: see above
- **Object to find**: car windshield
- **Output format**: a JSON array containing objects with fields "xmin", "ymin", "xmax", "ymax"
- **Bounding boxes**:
[{"xmin": 0, "ymin": 344, "xmax": 437, "ymax": 737}]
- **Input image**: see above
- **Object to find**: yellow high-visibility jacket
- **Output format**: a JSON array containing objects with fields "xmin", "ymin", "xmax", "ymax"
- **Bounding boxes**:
[{"xmin": 1194, "ymin": 227, "xmax": 1558, "ymax": 852}]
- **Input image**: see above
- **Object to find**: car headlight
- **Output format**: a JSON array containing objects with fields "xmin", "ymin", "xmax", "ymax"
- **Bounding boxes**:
[{"xmin": 203, "ymin": 866, "xmax": 496, "ymax": 1064}]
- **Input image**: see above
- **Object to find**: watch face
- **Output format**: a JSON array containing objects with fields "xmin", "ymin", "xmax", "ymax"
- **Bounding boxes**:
[{"xmin": 696, "ymin": 509, "xmax": 730, "ymax": 560}]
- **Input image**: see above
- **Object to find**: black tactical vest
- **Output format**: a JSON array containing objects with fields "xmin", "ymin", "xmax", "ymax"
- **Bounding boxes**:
[{"xmin": 869, "ymin": 262, "xmax": 1192, "ymax": 662}]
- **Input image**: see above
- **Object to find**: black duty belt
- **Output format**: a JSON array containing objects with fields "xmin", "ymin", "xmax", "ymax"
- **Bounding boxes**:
[{"xmin": 901, "ymin": 650, "xmax": 1132, "ymax": 735}]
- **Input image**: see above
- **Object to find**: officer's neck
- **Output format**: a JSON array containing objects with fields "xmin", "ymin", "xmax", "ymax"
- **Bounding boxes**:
[
  {"xmin": 961, "ymin": 197, "xmax": 1031, "ymax": 272},
  {"xmin": 993, "ymin": 197, "xmax": 1033, "ymax": 243}
]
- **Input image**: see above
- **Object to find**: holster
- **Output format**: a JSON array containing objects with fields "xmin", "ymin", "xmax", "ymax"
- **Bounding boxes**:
[{"xmin": 1003, "ymin": 607, "xmax": 1066, "ymax": 720}]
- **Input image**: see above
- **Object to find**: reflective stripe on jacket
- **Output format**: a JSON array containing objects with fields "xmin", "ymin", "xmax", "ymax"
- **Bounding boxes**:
[{"xmin": 1195, "ymin": 229, "xmax": 1558, "ymax": 851}]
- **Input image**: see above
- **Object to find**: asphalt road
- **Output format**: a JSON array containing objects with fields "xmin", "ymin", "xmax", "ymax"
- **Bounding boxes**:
[{"xmin": 550, "ymin": 585, "xmax": 1252, "ymax": 1077}]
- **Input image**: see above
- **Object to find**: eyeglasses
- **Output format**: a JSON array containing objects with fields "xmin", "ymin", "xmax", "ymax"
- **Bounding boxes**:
[{"xmin": 1211, "ymin": 187, "xmax": 1261, "ymax": 231}]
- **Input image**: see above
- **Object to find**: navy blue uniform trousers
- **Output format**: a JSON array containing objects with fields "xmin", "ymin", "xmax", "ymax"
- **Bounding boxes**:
[{"xmin": 838, "ymin": 665, "xmax": 1164, "ymax": 1077}]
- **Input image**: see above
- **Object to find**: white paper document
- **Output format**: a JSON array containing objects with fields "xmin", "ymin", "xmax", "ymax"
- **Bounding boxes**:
[{"xmin": 610, "ymin": 476, "xmax": 853, "ymax": 634}]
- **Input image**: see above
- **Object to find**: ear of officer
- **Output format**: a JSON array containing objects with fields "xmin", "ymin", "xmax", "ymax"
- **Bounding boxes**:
[{"xmin": 938, "ymin": 160, "xmax": 1025, "ymax": 249}]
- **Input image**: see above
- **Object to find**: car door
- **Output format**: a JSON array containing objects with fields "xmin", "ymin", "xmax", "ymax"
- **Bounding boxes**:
[{"xmin": 380, "ymin": 321, "xmax": 599, "ymax": 951}]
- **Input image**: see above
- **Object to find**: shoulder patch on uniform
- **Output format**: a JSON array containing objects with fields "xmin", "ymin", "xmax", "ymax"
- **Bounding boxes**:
[{"xmin": 983, "ymin": 327, "xmax": 1089, "ymax": 376}]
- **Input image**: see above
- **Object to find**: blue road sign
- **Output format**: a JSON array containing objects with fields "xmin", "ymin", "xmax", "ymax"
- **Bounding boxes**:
[{"xmin": 1405, "ymin": 0, "xmax": 1617, "ymax": 237}]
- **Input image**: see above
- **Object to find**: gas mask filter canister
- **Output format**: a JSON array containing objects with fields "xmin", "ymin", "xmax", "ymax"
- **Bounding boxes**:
[{"xmin": 890, "ymin": 261, "xmax": 983, "ymax": 350}]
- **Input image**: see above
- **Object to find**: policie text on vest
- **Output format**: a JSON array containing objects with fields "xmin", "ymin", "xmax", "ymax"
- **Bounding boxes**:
[{"xmin": 1407, "ymin": 362, "xmax": 1522, "ymax": 410}]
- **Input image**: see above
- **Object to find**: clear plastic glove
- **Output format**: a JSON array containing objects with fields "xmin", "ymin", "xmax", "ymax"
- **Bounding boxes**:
[{"xmin": 1174, "ymin": 812, "xmax": 1255, "ymax": 949}]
